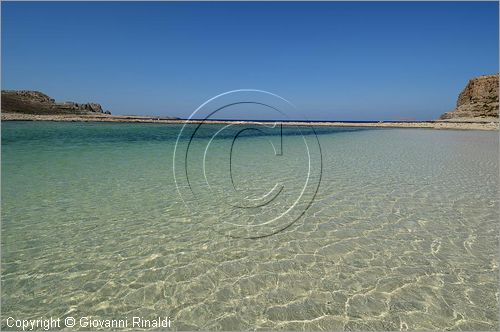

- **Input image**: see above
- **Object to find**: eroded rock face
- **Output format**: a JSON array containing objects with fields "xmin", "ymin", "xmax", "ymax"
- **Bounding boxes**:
[
  {"xmin": 440, "ymin": 74, "xmax": 499, "ymax": 120},
  {"xmin": 59, "ymin": 101, "xmax": 104, "ymax": 113},
  {"xmin": 1, "ymin": 90, "xmax": 109, "ymax": 115}
]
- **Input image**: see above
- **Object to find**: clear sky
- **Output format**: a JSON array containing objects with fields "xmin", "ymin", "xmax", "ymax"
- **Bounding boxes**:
[{"xmin": 2, "ymin": 1, "xmax": 498, "ymax": 120}]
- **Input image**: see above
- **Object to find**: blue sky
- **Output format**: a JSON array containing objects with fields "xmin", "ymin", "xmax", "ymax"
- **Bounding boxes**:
[{"xmin": 2, "ymin": 1, "xmax": 498, "ymax": 120}]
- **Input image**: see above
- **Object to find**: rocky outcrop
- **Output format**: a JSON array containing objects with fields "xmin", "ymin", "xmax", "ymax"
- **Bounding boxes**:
[
  {"xmin": 1, "ymin": 90, "xmax": 110, "ymax": 115},
  {"xmin": 59, "ymin": 101, "xmax": 104, "ymax": 113},
  {"xmin": 440, "ymin": 74, "xmax": 498, "ymax": 120}
]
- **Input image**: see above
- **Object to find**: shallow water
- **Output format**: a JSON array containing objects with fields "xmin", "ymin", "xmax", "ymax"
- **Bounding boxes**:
[{"xmin": 1, "ymin": 121, "xmax": 498, "ymax": 330}]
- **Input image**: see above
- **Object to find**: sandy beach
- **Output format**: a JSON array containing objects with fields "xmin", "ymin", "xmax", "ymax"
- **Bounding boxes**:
[{"xmin": 2, "ymin": 112, "xmax": 498, "ymax": 131}]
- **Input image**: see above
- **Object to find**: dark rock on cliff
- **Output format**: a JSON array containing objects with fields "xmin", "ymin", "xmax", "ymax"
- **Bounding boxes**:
[
  {"xmin": 1, "ymin": 90, "xmax": 110, "ymax": 115},
  {"xmin": 440, "ymin": 74, "xmax": 499, "ymax": 120}
]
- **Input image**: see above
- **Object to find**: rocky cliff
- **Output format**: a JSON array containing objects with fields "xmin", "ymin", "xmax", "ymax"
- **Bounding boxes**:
[
  {"xmin": 440, "ymin": 74, "xmax": 499, "ymax": 120},
  {"xmin": 1, "ymin": 90, "xmax": 110, "ymax": 115}
]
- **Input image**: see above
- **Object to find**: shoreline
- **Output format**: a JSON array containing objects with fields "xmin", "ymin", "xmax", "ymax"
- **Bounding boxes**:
[{"xmin": 1, "ymin": 112, "xmax": 499, "ymax": 131}]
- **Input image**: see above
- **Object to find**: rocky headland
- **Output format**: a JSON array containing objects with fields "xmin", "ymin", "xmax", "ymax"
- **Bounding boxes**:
[
  {"xmin": 1, "ymin": 87, "xmax": 498, "ymax": 130},
  {"xmin": 1, "ymin": 90, "xmax": 110, "ymax": 115},
  {"xmin": 440, "ymin": 74, "xmax": 499, "ymax": 121}
]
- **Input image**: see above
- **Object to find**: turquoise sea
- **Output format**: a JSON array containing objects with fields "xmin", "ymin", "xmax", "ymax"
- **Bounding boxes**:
[{"xmin": 1, "ymin": 121, "xmax": 499, "ymax": 330}]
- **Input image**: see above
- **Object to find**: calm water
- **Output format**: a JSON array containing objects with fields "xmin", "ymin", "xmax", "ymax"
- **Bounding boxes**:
[{"xmin": 1, "ymin": 121, "xmax": 498, "ymax": 330}]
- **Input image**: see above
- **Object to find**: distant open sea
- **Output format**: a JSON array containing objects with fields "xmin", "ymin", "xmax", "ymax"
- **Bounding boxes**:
[{"xmin": 2, "ymin": 121, "xmax": 498, "ymax": 330}]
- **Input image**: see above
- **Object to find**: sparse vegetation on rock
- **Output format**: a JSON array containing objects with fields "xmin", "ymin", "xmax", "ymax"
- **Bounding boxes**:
[{"xmin": 1, "ymin": 90, "xmax": 109, "ymax": 115}]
